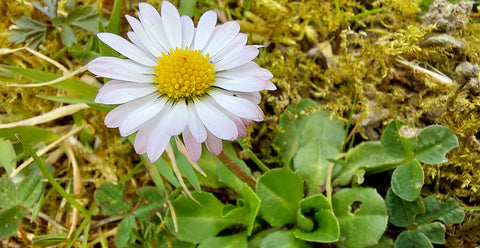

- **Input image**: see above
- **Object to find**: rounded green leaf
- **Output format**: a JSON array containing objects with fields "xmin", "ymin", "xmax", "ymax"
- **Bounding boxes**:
[
  {"xmin": 0, "ymin": 138, "xmax": 16, "ymax": 176},
  {"xmin": 300, "ymin": 110, "xmax": 345, "ymax": 148},
  {"xmin": 332, "ymin": 187, "xmax": 388, "ymax": 248},
  {"xmin": 293, "ymin": 194, "xmax": 339, "ymax": 242},
  {"xmin": 395, "ymin": 230, "xmax": 433, "ymax": 248},
  {"xmin": 391, "ymin": 160, "xmax": 424, "ymax": 201},
  {"xmin": 418, "ymin": 222, "xmax": 445, "ymax": 244},
  {"xmin": 385, "ymin": 189, "xmax": 425, "ymax": 227},
  {"xmin": 0, "ymin": 206, "xmax": 25, "ymax": 239},
  {"xmin": 165, "ymin": 192, "xmax": 238, "ymax": 243},
  {"xmin": 414, "ymin": 125, "xmax": 458, "ymax": 164},
  {"xmin": 256, "ymin": 169, "xmax": 303, "ymax": 227},
  {"xmin": 414, "ymin": 196, "xmax": 464, "ymax": 225},
  {"xmin": 260, "ymin": 231, "xmax": 310, "ymax": 248},
  {"xmin": 114, "ymin": 215, "xmax": 137, "ymax": 248},
  {"xmin": 0, "ymin": 178, "xmax": 18, "ymax": 208},
  {"xmin": 381, "ymin": 120, "xmax": 415, "ymax": 159}
]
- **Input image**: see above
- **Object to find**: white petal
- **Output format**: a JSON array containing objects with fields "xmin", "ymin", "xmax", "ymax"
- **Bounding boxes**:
[
  {"xmin": 95, "ymin": 80, "xmax": 158, "ymax": 104},
  {"xmin": 161, "ymin": 1, "xmax": 182, "ymax": 48},
  {"xmin": 127, "ymin": 31, "xmax": 147, "ymax": 51},
  {"xmin": 214, "ymin": 76, "xmax": 268, "ymax": 92},
  {"xmin": 162, "ymin": 101, "xmax": 188, "ymax": 136},
  {"xmin": 216, "ymin": 61, "xmax": 273, "ymax": 80},
  {"xmin": 202, "ymin": 21, "xmax": 240, "ymax": 57},
  {"xmin": 126, "ymin": 15, "xmax": 164, "ymax": 57},
  {"xmin": 209, "ymin": 88, "xmax": 264, "ymax": 121},
  {"xmin": 234, "ymin": 91, "xmax": 262, "ymax": 104},
  {"xmin": 118, "ymin": 97, "xmax": 167, "ymax": 136},
  {"xmin": 104, "ymin": 93, "xmax": 159, "ymax": 128},
  {"xmin": 181, "ymin": 16, "xmax": 194, "ymax": 48},
  {"xmin": 205, "ymin": 130, "xmax": 223, "ymax": 155},
  {"xmin": 193, "ymin": 10, "xmax": 217, "ymax": 50},
  {"xmin": 97, "ymin": 33, "xmax": 157, "ymax": 66},
  {"xmin": 134, "ymin": 111, "xmax": 163, "ymax": 154},
  {"xmin": 211, "ymin": 33, "xmax": 247, "ymax": 63},
  {"xmin": 214, "ymin": 46, "xmax": 259, "ymax": 71},
  {"xmin": 194, "ymin": 98, "xmax": 238, "ymax": 140},
  {"xmin": 147, "ymin": 129, "xmax": 171, "ymax": 162},
  {"xmin": 183, "ymin": 127, "xmax": 202, "ymax": 161},
  {"xmin": 222, "ymin": 109, "xmax": 247, "ymax": 138},
  {"xmin": 187, "ymin": 103, "xmax": 207, "ymax": 143},
  {"xmin": 138, "ymin": 3, "xmax": 172, "ymax": 51},
  {"xmin": 88, "ymin": 57, "xmax": 154, "ymax": 83},
  {"xmin": 265, "ymin": 81, "xmax": 277, "ymax": 90}
]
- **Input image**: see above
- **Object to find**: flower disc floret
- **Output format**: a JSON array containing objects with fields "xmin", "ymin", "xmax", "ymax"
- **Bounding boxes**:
[{"xmin": 154, "ymin": 47, "xmax": 215, "ymax": 99}]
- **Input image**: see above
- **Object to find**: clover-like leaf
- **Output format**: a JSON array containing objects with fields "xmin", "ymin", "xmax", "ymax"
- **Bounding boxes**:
[
  {"xmin": 418, "ymin": 222, "xmax": 445, "ymax": 244},
  {"xmin": 414, "ymin": 125, "xmax": 458, "ymax": 164},
  {"xmin": 0, "ymin": 206, "xmax": 26, "ymax": 239},
  {"xmin": 260, "ymin": 231, "xmax": 310, "ymax": 248},
  {"xmin": 293, "ymin": 194, "xmax": 339, "ymax": 243},
  {"xmin": 385, "ymin": 189, "xmax": 425, "ymax": 227},
  {"xmin": 17, "ymin": 175, "xmax": 42, "ymax": 208},
  {"xmin": 381, "ymin": 120, "xmax": 416, "ymax": 159},
  {"xmin": 0, "ymin": 138, "xmax": 16, "ymax": 176},
  {"xmin": 114, "ymin": 215, "xmax": 137, "ymax": 248},
  {"xmin": 134, "ymin": 186, "xmax": 166, "ymax": 220},
  {"xmin": 391, "ymin": 160, "xmax": 424, "ymax": 201},
  {"xmin": 333, "ymin": 187, "xmax": 388, "ymax": 248},
  {"xmin": 395, "ymin": 230, "xmax": 433, "ymax": 248},
  {"xmin": 414, "ymin": 196, "xmax": 464, "ymax": 225},
  {"xmin": 256, "ymin": 169, "xmax": 303, "ymax": 227},
  {"xmin": 0, "ymin": 178, "xmax": 18, "ymax": 208}
]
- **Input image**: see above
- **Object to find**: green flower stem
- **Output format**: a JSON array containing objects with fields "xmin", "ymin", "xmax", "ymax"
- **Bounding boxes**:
[
  {"xmin": 16, "ymin": 134, "xmax": 89, "ymax": 216},
  {"xmin": 326, "ymin": 162, "xmax": 335, "ymax": 206},
  {"xmin": 218, "ymin": 150, "xmax": 256, "ymax": 188},
  {"xmin": 237, "ymin": 139, "xmax": 269, "ymax": 172}
]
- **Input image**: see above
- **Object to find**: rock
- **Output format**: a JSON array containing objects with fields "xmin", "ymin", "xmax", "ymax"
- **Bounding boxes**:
[
  {"xmin": 422, "ymin": 0, "xmax": 473, "ymax": 34},
  {"xmin": 421, "ymin": 33, "xmax": 465, "ymax": 51}
]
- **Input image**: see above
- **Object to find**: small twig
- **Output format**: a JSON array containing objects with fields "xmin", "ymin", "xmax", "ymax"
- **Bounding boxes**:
[
  {"xmin": 0, "ymin": 47, "xmax": 69, "ymax": 73},
  {"xmin": 65, "ymin": 139, "xmax": 82, "ymax": 238},
  {"xmin": 217, "ymin": 150, "xmax": 256, "ymax": 188}
]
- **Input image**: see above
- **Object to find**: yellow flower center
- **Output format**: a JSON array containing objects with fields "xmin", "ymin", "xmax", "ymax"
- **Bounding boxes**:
[{"xmin": 153, "ymin": 47, "xmax": 215, "ymax": 99}]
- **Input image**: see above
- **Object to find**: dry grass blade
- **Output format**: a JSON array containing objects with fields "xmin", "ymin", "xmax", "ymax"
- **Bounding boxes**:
[
  {"xmin": 167, "ymin": 200, "xmax": 178, "ymax": 232},
  {"xmin": 165, "ymin": 144, "xmax": 198, "ymax": 203},
  {"xmin": 65, "ymin": 138, "xmax": 82, "ymax": 238},
  {"xmin": 0, "ymin": 47, "xmax": 68, "ymax": 73},
  {"xmin": 174, "ymin": 136, "xmax": 206, "ymax": 177},
  {"xmin": 0, "ymin": 103, "xmax": 89, "ymax": 129}
]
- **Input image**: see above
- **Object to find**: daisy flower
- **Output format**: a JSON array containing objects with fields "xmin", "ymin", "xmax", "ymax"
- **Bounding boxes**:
[{"xmin": 88, "ymin": 1, "xmax": 275, "ymax": 163}]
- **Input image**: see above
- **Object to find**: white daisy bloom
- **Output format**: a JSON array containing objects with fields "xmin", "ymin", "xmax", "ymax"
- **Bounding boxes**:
[{"xmin": 88, "ymin": 1, "xmax": 275, "ymax": 163}]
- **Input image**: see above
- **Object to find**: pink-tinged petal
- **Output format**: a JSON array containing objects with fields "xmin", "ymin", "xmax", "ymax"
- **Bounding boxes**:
[
  {"xmin": 241, "ymin": 117, "xmax": 252, "ymax": 126},
  {"xmin": 95, "ymin": 80, "xmax": 158, "ymax": 104},
  {"xmin": 209, "ymin": 88, "xmax": 264, "ymax": 121},
  {"xmin": 162, "ymin": 101, "xmax": 188, "ymax": 136},
  {"xmin": 214, "ymin": 76, "xmax": 268, "ymax": 92},
  {"xmin": 104, "ymin": 93, "xmax": 159, "ymax": 128},
  {"xmin": 97, "ymin": 33, "xmax": 157, "ymax": 66},
  {"xmin": 234, "ymin": 91, "xmax": 262, "ymax": 104},
  {"xmin": 205, "ymin": 130, "xmax": 223, "ymax": 155},
  {"xmin": 194, "ymin": 98, "xmax": 238, "ymax": 140},
  {"xmin": 161, "ymin": 1, "xmax": 182, "ymax": 48},
  {"xmin": 216, "ymin": 61, "xmax": 273, "ymax": 80},
  {"xmin": 187, "ymin": 103, "xmax": 207, "ymax": 143},
  {"xmin": 134, "ymin": 111, "xmax": 163, "ymax": 154},
  {"xmin": 181, "ymin": 16, "xmax": 194, "ymax": 48},
  {"xmin": 138, "ymin": 3, "xmax": 172, "ymax": 51},
  {"xmin": 211, "ymin": 33, "xmax": 247, "ymax": 63},
  {"xmin": 147, "ymin": 129, "xmax": 171, "ymax": 162},
  {"xmin": 202, "ymin": 21, "xmax": 240, "ymax": 57},
  {"xmin": 193, "ymin": 10, "xmax": 217, "ymax": 50},
  {"xmin": 183, "ymin": 127, "xmax": 202, "ymax": 161},
  {"xmin": 224, "ymin": 110, "xmax": 247, "ymax": 138},
  {"xmin": 88, "ymin": 57, "xmax": 154, "ymax": 83},
  {"xmin": 265, "ymin": 81, "xmax": 277, "ymax": 90},
  {"xmin": 214, "ymin": 46, "xmax": 259, "ymax": 71},
  {"xmin": 125, "ymin": 15, "xmax": 164, "ymax": 57},
  {"xmin": 118, "ymin": 97, "xmax": 167, "ymax": 136}
]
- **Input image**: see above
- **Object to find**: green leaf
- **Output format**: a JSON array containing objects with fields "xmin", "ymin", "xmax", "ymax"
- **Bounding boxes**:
[
  {"xmin": 114, "ymin": 215, "xmax": 137, "ymax": 248},
  {"xmin": 293, "ymin": 194, "xmax": 339, "ymax": 242},
  {"xmin": 216, "ymin": 143, "xmax": 252, "ymax": 197},
  {"xmin": 60, "ymin": 24, "xmax": 76, "ymax": 46},
  {"xmin": 0, "ymin": 138, "xmax": 16, "ymax": 176},
  {"xmin": 394, "ymin": 230, "xmax": 433, "ymax": 248},
  {"xmin": 94, "ymin": 182, "xmax": 132, "ymax": 216},
  {"xmin": 0, "ymin": 178, "xmax": 18, "ymax": 208},
  {"xmin": 414, "ymin": 196, "xmax": 464, "ymax": 225},
  {"xmin": 385, "ymin": 189, "xmax": 424, "ymax": 227},
  {"xmin": 65, "ymin": 6, "xmax": 99, "ymax": 33},
  {"xmin": 294, "ymin": 140, "xmax": 339, "ymax": 195},
  {"xmin": 153, "ymin": 157, "xmax": 180, "ymax": 187},
  {"xmin": 165, "ymin": 192, "xmax": 238, "ymax": 243},
  {"xmin": 418, "ymin": 222, "xmax": 445, "ymax": 244},
  {"xmin": 1, "ymin": 65, "xmax": 98, "ymax": 98},
  {"xmin": 32, "ymin": 233, "xmax": 67, "ymax": 247},
  {"xmin": 134, "ymin": 186, "xmax": 166, "ymax": 220},
  {"xmin": 300, "ymin": 110, "xmax": 345, "ymax": 148},
  {"xmin": 0, "ymin": 206, "xmax": 26, "ymax": 239},
  {"xmin": 391, "ymin": 160, "xmax": 424, "ymax": 201},
  {"xmin": 367, "ymin": 236, "xmax": 395, "ymax": 248},
  {"xmin": 334, "ymin": 141, "xmax": 403, "ymax": 186},
  {"xmin": 17, "ymin": 175, "xmax": 42, "ymax": 208},
  {"xmin": 256, "ymin": 169, "xmax": 303, "ymax": 227},
  {"xmin": 107, "ymin": 0, "xmax": 123, "ymax": 34},
  {"xmin": 243, "ymin": 184, "xmax": 260, "ymax": 235},
  {"xmin": 332, "ymin": 187, "xmax": 388, "ymax": 248},
  {"xmin": 274, "ymin": 99, "xmax": 320, "ymax": 166},
  {"xmin": 15, "ymin": 16, "xmax": 48, "ymax": 29},
  {"xmin": 414, "ymin": 125, "xmax": 458, "ymax": 164},
  {"xmin": 260, "ymin": 231, "xmax": 310, "ymax": 248},
  {"xmin": 381, "ymin": 120, "xmax": 415, "ymax": 159},
  {"xmin": 198, "ymin": 232, "xmax": 248, "ymax": 248},
  {"xmin": 0, "ymin": 126, "xmax": 59, "ymax": 143},
  {"xmin": 172, "ymin": 140, "xmax": 201, "ymax": 191}
]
